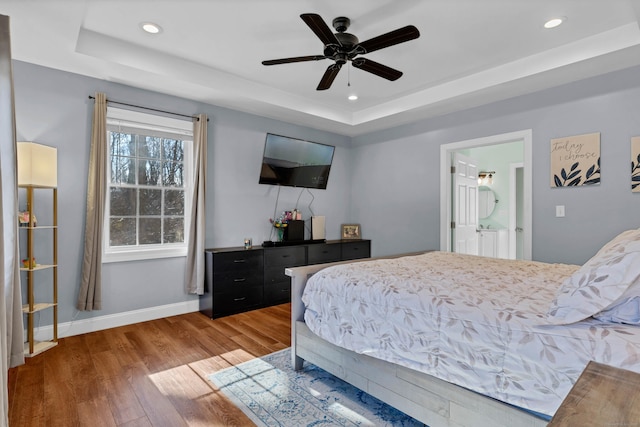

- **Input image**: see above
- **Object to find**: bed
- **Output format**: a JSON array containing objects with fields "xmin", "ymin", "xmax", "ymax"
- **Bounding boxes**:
[{"xmin": 285, "ymin": 229, "xmax": 640, "ymax": 427}]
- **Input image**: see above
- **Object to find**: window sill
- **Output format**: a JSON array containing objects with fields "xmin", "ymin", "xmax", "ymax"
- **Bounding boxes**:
[{"xmin": 103, "ymin": 247, "xmax": 187, "ymax": 263}]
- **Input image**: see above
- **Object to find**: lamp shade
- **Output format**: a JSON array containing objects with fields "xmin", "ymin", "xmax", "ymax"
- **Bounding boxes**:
[{"xmin": 17, "ymin": 141, "xmax": 58, "ymax": 187}]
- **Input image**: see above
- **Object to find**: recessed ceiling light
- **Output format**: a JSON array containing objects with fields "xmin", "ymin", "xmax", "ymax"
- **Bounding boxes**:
[
  {"xmin": 544, "ymin": 17, "xmax": 565, "ymax": 29},
  {"xmin": 348, "ymin": 94, "xmax": 358, "ymax": 101},
  {"xmin": 141, "ymin": 22, "xmax": 162, "ymax": 34}
]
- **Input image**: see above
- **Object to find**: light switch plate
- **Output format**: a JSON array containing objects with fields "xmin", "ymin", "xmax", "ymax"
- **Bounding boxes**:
[{"xmin": 556, "ymin": 205, "xmax": 565, "ymax": 217}]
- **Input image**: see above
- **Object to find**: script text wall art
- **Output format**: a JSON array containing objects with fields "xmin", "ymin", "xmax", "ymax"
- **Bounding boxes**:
[{"xmin": 551, "ymin": 132, "xmax": 601, "ymax": 188}]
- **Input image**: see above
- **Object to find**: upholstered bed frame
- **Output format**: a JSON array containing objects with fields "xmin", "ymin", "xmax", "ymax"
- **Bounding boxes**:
[{"xmin": 286, "ymin": 256, "xmax": 549, "ymax": 427}]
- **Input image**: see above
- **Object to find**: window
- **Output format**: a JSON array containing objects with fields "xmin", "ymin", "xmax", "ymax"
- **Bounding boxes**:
[{"xmin": 103, "ymin": 108, "xmax": 193, "ymax": 262}]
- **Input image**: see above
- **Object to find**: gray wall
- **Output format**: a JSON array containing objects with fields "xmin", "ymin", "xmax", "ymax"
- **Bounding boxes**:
[
  {"xmin": 351, "ymin": 65, "xmax": 640, "ymax": 264},
  {"xmin": 13, "ymin": 61, "xmax": 351, "ymax": 326},
  {"xmin": 13, "ymin": 60, "xmax": 640, "ymax": 328}
]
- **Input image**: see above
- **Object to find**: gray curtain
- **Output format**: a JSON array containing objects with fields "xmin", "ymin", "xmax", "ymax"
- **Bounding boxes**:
[
  {"xmin": 77, "ymin": 92, "xmax": 107, "ymax": 310},
  {"xmin": 1, "ymin": 14, "xmax": 25, "ymax": 427},
  {"xmin": 185, "ymin": 114, "xmax": 208, "ymax": 294}
]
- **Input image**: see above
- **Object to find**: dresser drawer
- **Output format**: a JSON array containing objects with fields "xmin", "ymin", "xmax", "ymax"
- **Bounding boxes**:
[
  {"xmin": 307, "ymin": 243, "xmax": 341, "ymax": 265},
  {"xmin": 264, "ymin": 246, "xmax": 306, "ymax": 285},
  {"xmin": 341, "ymin": 240, "xmax": 371, "ymax": 260},
  {"xmin": 264, "ymin": 265, "xmax": 295, "ymax": 285},
  {"xmin": 264, "ymin": 246, "xmax": 306, "ymax": 267},
  {"xmin": 213, "ymin": 272, "xmax": 263, "ymax": 293},
  {"xmin": 213, "ymin": 286, "xmax": 263, "ymax": 316},
  {"xmin": 264, "ymin": 281, "xmax": 291, "ymax": 305},
  {"xmin": 213, "ymin": 250, "xmax": 263, "ymax": 274}
]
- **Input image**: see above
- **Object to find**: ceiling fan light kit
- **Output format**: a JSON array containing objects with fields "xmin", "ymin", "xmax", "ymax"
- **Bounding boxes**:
[{"xmin": 262, "ymin": 13, "xmax": 420, "ymax": 91}]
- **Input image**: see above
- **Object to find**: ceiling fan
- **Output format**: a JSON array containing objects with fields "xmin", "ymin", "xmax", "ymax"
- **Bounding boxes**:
[{"xmin": 262, "ymin": 13, "xmax": 420, "ymax": 91}]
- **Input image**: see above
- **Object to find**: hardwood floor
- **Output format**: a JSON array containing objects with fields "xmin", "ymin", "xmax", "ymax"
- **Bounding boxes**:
[{"xmin": 8, "ymin": 304, "xmax": 291, "ymax": 427}]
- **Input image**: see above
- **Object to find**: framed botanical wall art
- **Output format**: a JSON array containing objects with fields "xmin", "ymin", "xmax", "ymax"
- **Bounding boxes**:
[
  {"xmin": 550, "ymin": 132, "xmax": 601, "ymax": 187},
  {"xmin": 632, "ymin": 136, "xmax": 640, "ymax": 192}
]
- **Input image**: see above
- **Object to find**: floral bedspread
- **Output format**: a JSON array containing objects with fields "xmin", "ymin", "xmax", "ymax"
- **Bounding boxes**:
[{"xmin": 302, "ymin": 251, "xmax": 640, "ymax": 416}]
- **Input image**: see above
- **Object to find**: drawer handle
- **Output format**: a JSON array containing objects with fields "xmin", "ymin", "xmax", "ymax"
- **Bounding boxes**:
[
  {"xmin": 233, "ymin": 259, "xmax": 246, "ymax": 263},
  {"xmin": 233, "ymin": 297, "xmax": 247, "ymax": 301},
  {"xmin": 282, "ymin": 254, "xmax": 290, "ymax": 258},
  {"xmin": 233, "ymin": 278, "xmax": 246, "ymax": 282}
]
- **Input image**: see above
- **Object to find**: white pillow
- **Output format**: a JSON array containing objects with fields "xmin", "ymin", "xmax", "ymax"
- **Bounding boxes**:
[
  {"xmin": 593, "ymin": 281, "xmax": 640, "ymax": 324},
  {"xmin": 547, "ymin": 229, "xmax": 640, "ymax": 325}
]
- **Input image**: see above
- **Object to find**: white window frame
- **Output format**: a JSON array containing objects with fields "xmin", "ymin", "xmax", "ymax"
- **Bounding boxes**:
[{"xmin": 103, "ymin": 107, "xmax": 193, "ymax": 263}]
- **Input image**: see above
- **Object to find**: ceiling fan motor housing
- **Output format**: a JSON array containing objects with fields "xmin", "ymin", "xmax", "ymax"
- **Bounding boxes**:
[
  {"xmin": 335, "ymin": 32, "xmax": 359, "ymax": 49},
  {"xmin": 332, "ymin": 16, "xmax": 350, "ymax": 32},
  {"xmin": 262, "ymin": 13, "xmax": 420, "ymax": 90},
  {"xmin": 324, "ymin": 32, "xmax": 359, "ymax": 64}
]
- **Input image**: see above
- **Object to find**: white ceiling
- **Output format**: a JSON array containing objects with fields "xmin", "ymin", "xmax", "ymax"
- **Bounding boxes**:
[{"xmin": 3, "ymin": 0, "xmax": 640, "ymax": 136}]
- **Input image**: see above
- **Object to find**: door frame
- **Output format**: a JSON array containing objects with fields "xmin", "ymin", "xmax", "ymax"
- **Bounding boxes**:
[
  {"xmin": 509, "ymin": 162, "xmax": 524, "ymax": 259},
  {"xmin": 439, "ymin": 129, "xmax": 533, "ymax": 260}
]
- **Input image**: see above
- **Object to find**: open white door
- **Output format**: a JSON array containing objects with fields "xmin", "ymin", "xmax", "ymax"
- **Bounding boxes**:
[
  {"xmin": 440, "ymin": 129, "xmax": 532, "ymax": 260},
  {"xmin": 452, "ymin": 152, "xmax": 479, "ymax": 255}
]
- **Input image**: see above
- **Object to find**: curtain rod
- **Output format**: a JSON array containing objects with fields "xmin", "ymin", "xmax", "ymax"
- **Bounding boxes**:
[{"xmin": 88, "ymin": 95, "xmax": 207, "ymax": 121}]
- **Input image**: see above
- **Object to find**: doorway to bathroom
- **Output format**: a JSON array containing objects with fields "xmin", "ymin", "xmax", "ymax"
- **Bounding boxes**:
[{"xmin": 439, "ymin": 129, "xmax": 532, "ymax": 260}]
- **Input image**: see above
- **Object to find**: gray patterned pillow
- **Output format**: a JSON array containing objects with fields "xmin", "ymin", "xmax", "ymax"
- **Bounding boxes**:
[{"xmin": 547, "ymin": 229, "xmax": 640, "ymax": 325}]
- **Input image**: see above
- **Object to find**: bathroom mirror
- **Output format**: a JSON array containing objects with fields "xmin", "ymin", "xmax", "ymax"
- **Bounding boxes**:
[{"xmin": 478, "ymin": 186, "xmax": 497, "ymax": 219}]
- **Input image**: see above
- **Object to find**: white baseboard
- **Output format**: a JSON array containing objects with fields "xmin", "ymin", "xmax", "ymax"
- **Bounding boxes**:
[{"xmin": 31, "ymin": 299, "xmax": 200, "ymax": 341}]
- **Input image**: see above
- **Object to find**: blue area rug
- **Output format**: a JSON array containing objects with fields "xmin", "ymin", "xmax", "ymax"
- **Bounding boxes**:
[{"xmin": 210, "ymin": 348, "xmax": 426, "ymax": 427}]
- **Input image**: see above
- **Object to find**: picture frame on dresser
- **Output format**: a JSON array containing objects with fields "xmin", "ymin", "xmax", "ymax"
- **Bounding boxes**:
[{"xmin": 341, "ymin": 224, "xmax": 361, "ymax": 239}]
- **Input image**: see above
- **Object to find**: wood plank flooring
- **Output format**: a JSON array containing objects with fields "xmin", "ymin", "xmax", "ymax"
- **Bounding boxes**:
[{"xmin": 8, "ymin": 303, "xmax": 291, "ymax": 427}]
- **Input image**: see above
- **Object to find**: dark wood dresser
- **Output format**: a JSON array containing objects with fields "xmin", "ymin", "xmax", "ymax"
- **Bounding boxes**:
[{"xmin": 199, "ymin": 239, "xmax": 371, "ymax": 318}]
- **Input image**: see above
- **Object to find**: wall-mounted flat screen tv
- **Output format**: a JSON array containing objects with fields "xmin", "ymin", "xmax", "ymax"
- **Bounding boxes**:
[{"xmin": 258, "ymin": 133, "xmax": 335, "ymax": 190}]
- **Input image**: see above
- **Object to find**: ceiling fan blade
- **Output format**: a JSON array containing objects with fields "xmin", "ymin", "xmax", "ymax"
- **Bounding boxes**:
[
  {"xmin": 352, "ymin": 58, "xmax": 403, "ymax": 81},
  {"xmin": 356, "ymin": 25, "xmax": 420, "ymax": 54},
  {"xmin": 262, "ymin": 55, "xmax": 326, "ymax": 66},
  {"xmin": 317, "ymin": 64, "xmax": 341, "ymax": 90},
  {"xmin": 301, "ymin": 13, "xmax": 342, "ymax": 47}
]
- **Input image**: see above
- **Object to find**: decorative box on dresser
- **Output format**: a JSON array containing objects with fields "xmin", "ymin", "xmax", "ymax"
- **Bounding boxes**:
[{"xmin": 200, "ymin": 239, "xmax": 371, "ymax": 319}]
